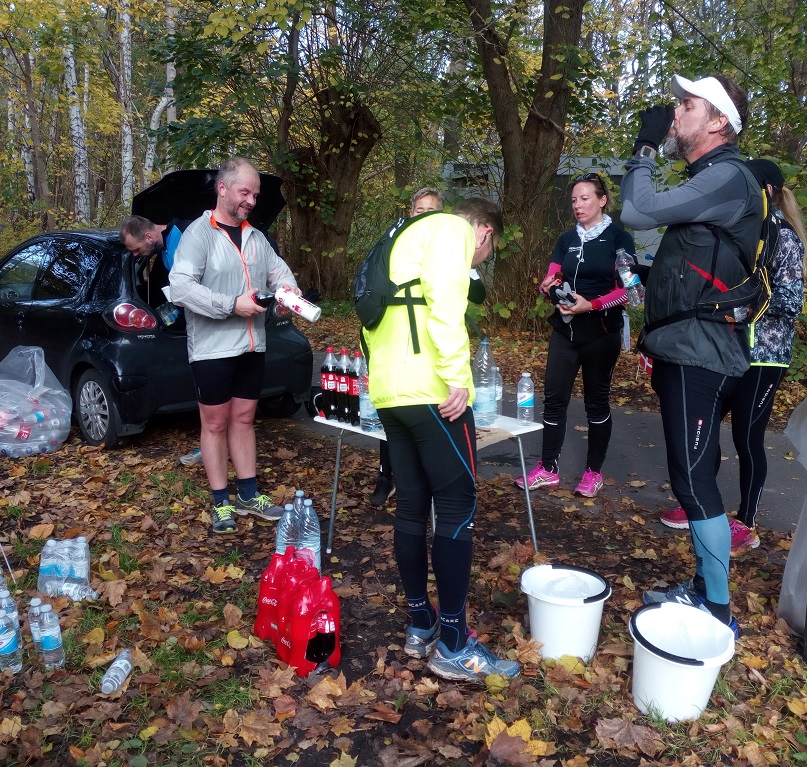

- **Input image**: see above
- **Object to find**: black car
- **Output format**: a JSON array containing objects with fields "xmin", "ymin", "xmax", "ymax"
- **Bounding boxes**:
[{"xmin": 0, "ymin": 173, "xmax": 312, "ymax": 447}]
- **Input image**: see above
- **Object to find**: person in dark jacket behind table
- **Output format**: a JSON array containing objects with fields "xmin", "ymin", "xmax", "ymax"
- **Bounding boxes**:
[
  {"xmin": 515, "ymin": 172, "xmax": 631, "ymax": 498},
  {"xmin": 658, "ymin": 159, "xmax": 806, "ymax": 554},
  {"xmin": 621, "ymin": 74, "xmax": 763, "ymax": 637}
]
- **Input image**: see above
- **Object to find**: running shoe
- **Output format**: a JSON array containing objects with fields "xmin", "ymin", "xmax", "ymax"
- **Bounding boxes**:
[
  {"xmin": 404, "ymin": 620, "xmax": 440, "ymax": 659},
  {"xmin": 575, "ymin": 469, "xmax": 603, "ymax": 498},
  {"xmin": 179, "ymin": 447, "xmax": 203, "ymax": 466},
  {"xmin": 729, "ymin": 519, "xmax": 760, "ymax": 554},
  {"xmin": 211, "ymin": 502, "xmax": 237, "ymax": 534},
  {"xmin": 643, "ymin": 579, "xmax": 739, "ymax": 639},
  {"xmin": 427, "ymin": 634, "xmax": 520, "ymax": 684},
  {"xmin": 659, "ymin": 505, "xmax": 690, "ymax": 529},
  {"xmin": 234, "ymin": 493, "xmax": 283, "ymax": 521},
  {"xmin": 369, "ymin": 474, "xmax": 396, "ymax": 507},
  {"xmin": 515, "ymin": 462, "xmax": 560, "ymax": 491}
]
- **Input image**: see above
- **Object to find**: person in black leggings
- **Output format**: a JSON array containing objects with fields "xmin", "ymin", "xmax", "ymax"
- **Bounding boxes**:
[
  {"xmin": 516, "ymin": 172, "xmax": 631, "ymax": 498},
  {"xmin": 658, "ymin": 159, "xmax": 805, "ymax": 553},
  {"xmin": 365, "ymin": 197, "xmax": 520, "ymax": 684}
]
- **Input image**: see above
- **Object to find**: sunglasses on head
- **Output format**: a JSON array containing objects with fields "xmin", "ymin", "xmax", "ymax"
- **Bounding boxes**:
[{"xmin": 574, "ymin": 172, "xmax": 603, "ymax": 183}]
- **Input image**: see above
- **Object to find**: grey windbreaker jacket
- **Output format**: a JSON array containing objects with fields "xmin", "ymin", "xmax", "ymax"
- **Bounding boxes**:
[
  {"xmin": 170, "ymin": 211, "xmax": 297, "ymax": 363},
  {"xmin": 621, "ymin": 144, "xmax": 763, "ymax": 378}
]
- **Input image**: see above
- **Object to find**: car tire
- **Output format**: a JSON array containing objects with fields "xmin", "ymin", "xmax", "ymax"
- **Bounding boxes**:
[
  {"xmin": 258, "ymin": 392, "xmax": 302, "ymax": 418},
  {"xmin": 75, "ymin": 369, "xmax": 121, "ymax": 447}
]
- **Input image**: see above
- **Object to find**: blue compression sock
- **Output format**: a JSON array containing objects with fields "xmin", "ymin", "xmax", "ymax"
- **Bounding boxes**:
[
  {"xmin": 689, "ymin": 516, "xmax": 731, "ymax": 606},
  {"xmin": 236, "ymin": 477, "xmax": 258, "ymax": 500}
]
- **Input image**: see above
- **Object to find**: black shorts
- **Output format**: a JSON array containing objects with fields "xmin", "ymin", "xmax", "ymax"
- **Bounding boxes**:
[{"xmin": 191, "ymin": 352, "xmax": 265, "ymax": 406}]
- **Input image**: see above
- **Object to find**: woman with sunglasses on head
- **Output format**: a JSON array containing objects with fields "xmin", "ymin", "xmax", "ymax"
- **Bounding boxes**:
[{"xmin": 516, "ymin": 172, "xmax": 633, "ymax": 497}]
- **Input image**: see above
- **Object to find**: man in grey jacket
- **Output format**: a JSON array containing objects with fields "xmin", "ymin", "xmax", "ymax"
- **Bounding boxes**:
[
  {"xmin": 170, "ymin": 157, "xmax": 300, "ymax": 533},
  {"xmin": 620, "ymin": 74, "xmax": 763, "ymax": 636}
]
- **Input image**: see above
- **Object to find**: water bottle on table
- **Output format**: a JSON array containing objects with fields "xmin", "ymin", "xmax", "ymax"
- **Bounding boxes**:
[
  {"xmin": 516, "ymin": 372, "xmax": 534, "ymax": 424},
  {"xmin": 38, "ymin": 603, "xmax": 65, "ymax": 670},
  {"xmin": 472, "ymin": 338, "xmax": 497, "ymax": 427},
  {"xmin": 616, "ymin": 248, "xmax": 645, "ymax": 307},
  {"xmin": 358, "ymin": 353, "xmax": 382, "ymax": 432}
]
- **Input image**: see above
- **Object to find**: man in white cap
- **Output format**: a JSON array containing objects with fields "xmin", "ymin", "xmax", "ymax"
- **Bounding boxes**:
[{"xmin": 620, "ymin": 74, "xmax": 763, "ymax": 637}]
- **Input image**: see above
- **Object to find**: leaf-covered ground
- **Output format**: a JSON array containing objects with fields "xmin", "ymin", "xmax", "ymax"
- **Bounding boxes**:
[{"xmin": 1, "ymin": 316, "xmax": 805, "ymax": 767}]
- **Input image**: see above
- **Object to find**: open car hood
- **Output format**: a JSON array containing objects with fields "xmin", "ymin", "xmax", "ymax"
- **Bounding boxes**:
[{"xmin": 131, "ymin": 169, "xmax": 285, "ymax": 234}]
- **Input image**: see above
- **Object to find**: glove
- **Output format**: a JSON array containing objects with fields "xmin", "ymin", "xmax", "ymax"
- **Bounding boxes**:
[
  {"xmin": 632, "ymin": 104, "xmax": 675, "ymax": 154},
  {"xmin": 551, "ymin": 282, "xmax": 577, "ymax": 324}
]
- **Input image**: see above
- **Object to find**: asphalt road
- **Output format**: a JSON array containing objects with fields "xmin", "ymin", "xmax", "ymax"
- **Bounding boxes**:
[{"xmin": 299, "ymin": 355, "xmax": 806, "ymax": 535}]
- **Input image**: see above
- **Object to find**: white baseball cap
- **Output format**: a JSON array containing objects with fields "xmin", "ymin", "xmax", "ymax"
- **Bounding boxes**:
[{"xmin": 671, "ymin": 74, "xmax": 743, "ymax": 134}]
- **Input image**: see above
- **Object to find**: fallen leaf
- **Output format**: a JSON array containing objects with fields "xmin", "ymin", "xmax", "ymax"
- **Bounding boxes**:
[
  {"xmin": 329, "ymin": 751, "xmax": 357, "ymax": 767},
  {"xmin": 226, "ymin": 630, "xmax": 248, "ymax": 649},
  {"xmin": 223, "ymin": 603, "xmax": 242, "ymax": 629},
  {"xmin": 306, "ymin": 675, "xmax": 346, "ymax": 711},
  {"xmin": 81, "ymin": 627, "xmax": 105, "ymax": 645},
  {"xmin": 28, "ymin": 523, "xmax": 54, "ymax": 540}
]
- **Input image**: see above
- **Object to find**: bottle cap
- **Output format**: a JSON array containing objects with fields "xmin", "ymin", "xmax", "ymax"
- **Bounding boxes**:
[
  {"xmin": 40, "ymin": 604, "xmax": 52, "ymax": 613},
  {"xmin": 101, "ymin": 679, "xmax": 117, "ymax": 694},
  {"xmin": 0, "ymin": 590, "xmax": 9, "ymax": 598},
  {"xmin": 295, "ymin": 490, "xmax": 304, "ymax": 497},
  {"xmin": 30, "ymin": 597, "xmax": 41, "ymax": 607}
]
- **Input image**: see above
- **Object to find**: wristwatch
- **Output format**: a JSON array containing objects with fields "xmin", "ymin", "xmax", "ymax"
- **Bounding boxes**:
[{"xmin": 637, "ymin": 145, "xmax": 657, "ymax": 160}]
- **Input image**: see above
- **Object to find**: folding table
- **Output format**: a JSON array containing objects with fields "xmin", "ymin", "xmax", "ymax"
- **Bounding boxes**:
[{"xmin": 312, "ymin": 415, "xmax": 543, "ymax": 553}]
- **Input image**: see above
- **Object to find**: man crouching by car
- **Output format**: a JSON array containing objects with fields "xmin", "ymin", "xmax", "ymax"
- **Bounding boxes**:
[{"xmin": 169, "ymin": 157, "xmax": 300, "ymax": 534}]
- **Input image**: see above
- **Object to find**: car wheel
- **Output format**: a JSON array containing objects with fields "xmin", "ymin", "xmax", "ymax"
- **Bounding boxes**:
[
  {"xmin": 258, "ymin": 392, "xmax": 302, "ymax": 418},
  {"xmin": 75, "ymin": 369, "xmax": 121, "ymax": 447}
]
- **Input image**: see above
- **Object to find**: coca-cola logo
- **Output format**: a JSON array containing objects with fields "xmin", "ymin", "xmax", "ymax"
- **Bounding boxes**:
[{"xmin": 280, "ymin": 636, "xmax": 291, "ymax": 648}]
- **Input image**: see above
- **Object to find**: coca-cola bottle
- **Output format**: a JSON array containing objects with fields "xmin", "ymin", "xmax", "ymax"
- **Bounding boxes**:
[
  {"xmin": 337, "ymin": 348, "xmax": 351, "ymax": 423},
  {"xmin": 321, "ymin": 347, "xmax": 338, "ymax": 420},
  {"xmin": 349, "ymin": 353, "xmax": 361, "ymax": 426}
]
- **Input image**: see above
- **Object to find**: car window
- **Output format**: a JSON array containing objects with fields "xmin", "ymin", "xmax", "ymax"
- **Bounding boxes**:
[
  {"xmin": 0, "ymin": 242, "xmax": 50, "ymax": 301},
  {"xmin": 34, "ymin": 240, "xmax": 101, "ymax": 300}
]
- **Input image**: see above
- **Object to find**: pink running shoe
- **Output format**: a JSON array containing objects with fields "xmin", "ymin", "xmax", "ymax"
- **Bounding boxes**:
[
  {"xmin": 515, "ymin": 462, "xmax": 560, "ymax": 490},
  {"xmin": 575, "ymin": 469, "xmax": 603, "ymax": 498},
  {"xmin": 659, "ymin": 505, "xmax": 690, "ymax": 529},
  {"xmin": 730, "ymin": 519, "xmax": 760, "ymax": 554}
]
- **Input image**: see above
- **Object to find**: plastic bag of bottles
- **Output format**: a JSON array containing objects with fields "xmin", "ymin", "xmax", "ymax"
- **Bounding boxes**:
[
  {"xmin": 0, "ymin": 346, "xmax": 72, "ymax": 458},
  {"xmin": 37, "ymin": 538, "xmax": 98, "ymax": 601}
]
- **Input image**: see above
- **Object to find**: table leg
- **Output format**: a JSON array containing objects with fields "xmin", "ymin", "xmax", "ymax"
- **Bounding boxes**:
[
  {"xmin": 516, "ymin": 435, "xmax": 538, "ymax": 551},
  {"xmin": 326, "ymin": 430, "xmax": 344, "ymax": 554}
]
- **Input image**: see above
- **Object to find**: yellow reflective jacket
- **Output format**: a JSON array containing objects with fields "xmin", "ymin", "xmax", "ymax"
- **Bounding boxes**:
[{"xmin": 365, "ymin": 213, "xmax": 476, "ymax": 408}]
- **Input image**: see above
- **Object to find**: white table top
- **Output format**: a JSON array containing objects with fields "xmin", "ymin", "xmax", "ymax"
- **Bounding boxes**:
[{"xmin": 312, "ymin": 413, "xmax": 542, "ymax": 445}]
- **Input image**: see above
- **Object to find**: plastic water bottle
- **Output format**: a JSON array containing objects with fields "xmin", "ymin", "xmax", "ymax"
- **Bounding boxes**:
[
  {"xmin": 276, "ymin": 504, "xmax": 299, "ymax": 555},
  {"xmin": 359, "ymin": 354, "xmax": 382, "ymax": 432},
  {"xmin": 0, "ymin": 608, "xmax": 22, "ymax": 673},
  {"xmin": 28, "ymin": 597, "xmax": 43, "ymax": 653},
  {"xmin": 616, "ymin": 248, "xmax": 645, "ymax": 307},
  {"xmin": 298, "ymin": 498, "xmax": 322, "ymax": 573},
  {"xmin": 71, "ymin": 536, "xmax": 90, "ymax": 582},
  {"xmin": 0, "ymin": 590, "xmax": 19, "ymax": 631},
  {"xmin": 493, "ymin": 366, "xmax": 503, "ymax": 415},
  {"xmin": 516, "ymin": 372, "xmax": 534, "ymax": 424},
  {"xmin": 472, "ymin": 339, "xmax": 497, "ymax": 426},
  {"xmin": 38, "ymin": 603, "xmax": 65, "ymax": 670},
  {"xmin": 101, "ymin": 648, "xmax": 133, "ymax": 693}
]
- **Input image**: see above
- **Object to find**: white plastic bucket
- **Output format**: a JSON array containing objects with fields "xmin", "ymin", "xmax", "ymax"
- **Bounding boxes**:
[
  {"xmin": 520, "ymin": 564, "xmax": 611, "ymax": 662},
  {"xmin": 629, "ymin": 602, "xmax": 735, "ymax": 722}
]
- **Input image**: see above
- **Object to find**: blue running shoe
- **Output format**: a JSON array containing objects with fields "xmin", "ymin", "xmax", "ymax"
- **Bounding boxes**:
[
  {"xmin": 404, "ymin": 620, "xmax": 440, "ymax": 659},
  {"xmin": 427, "ymin": 634, "xmax": 520, "ymax": 684},
  {"xmin": 643, "ymin": 579, "xmax": 740, "ymax": 639}
]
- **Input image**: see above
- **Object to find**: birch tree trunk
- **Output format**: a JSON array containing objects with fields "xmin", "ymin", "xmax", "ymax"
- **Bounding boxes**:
[
  {"xmin": 22, "ymin": 51, "xmax": 54, "ymax": 228},
  {"xmin": 63, "ymin": 36, "xmax": 91, "ymax": 222},
  {"xmin": 144, "ymin": 1, "xmax": 177, "ymax": 174},
  {"xmin": 119, "ymin": 0, "xmax": 134, "ymax": 208}
]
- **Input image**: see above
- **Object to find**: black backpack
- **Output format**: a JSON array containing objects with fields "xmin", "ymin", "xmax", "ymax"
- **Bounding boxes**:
[
  {"xmin": 642, "ymin": 171, "xmax": 779, "ymax": 336},
  {"xmin": 353, "ymin": 211, "xmax": 441, "ymax": 354}
]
